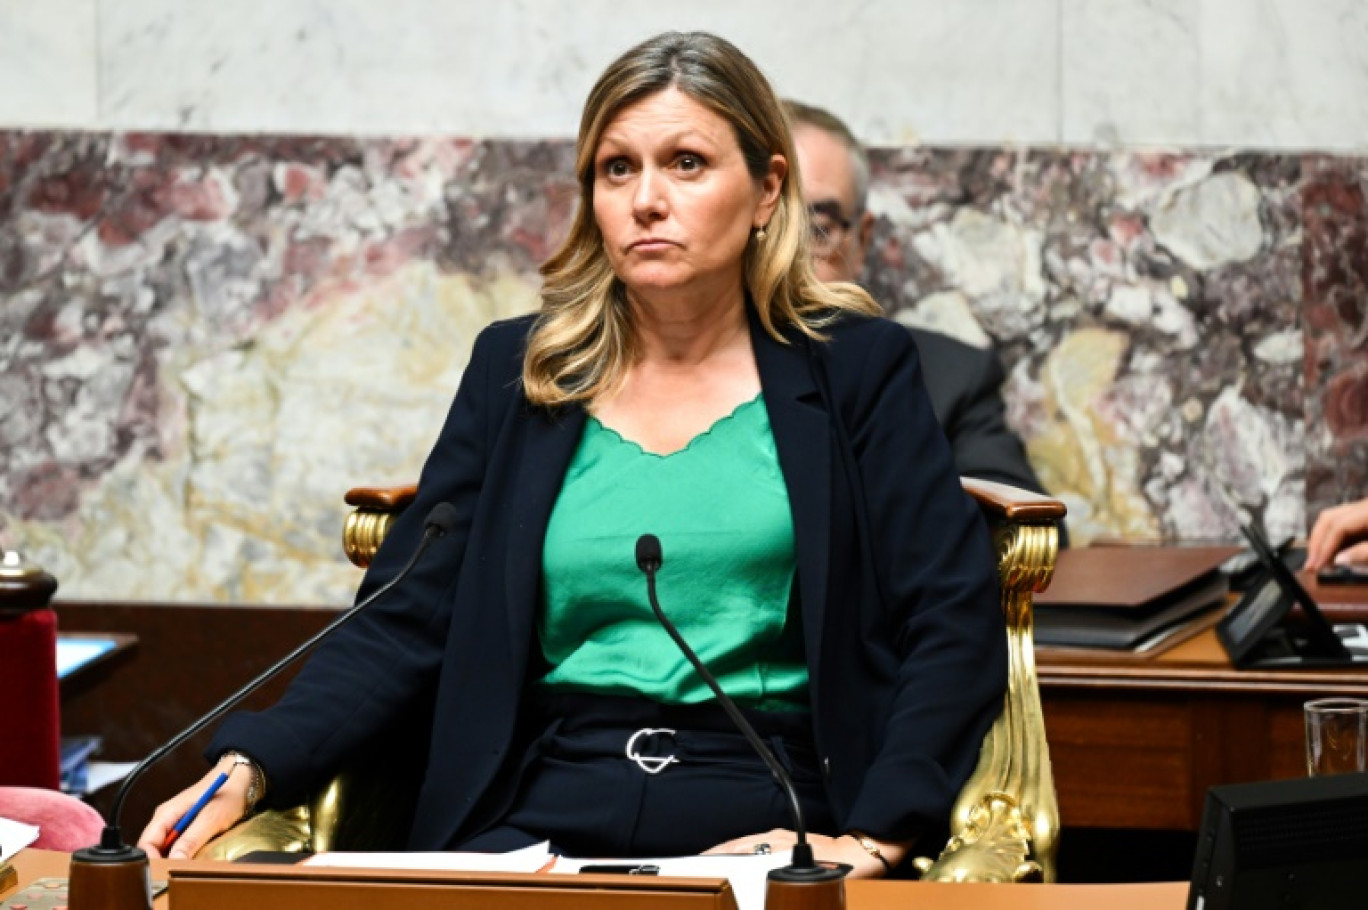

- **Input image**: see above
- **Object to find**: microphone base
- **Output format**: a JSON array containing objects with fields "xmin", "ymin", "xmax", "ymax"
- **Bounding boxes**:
[
  {"xmin": 69, "ymin": 843, "xmax": 153, "ymax": 910},
  {"xmin": 765, "ymin": 861, "xmax": 850, "ymax": 910}
]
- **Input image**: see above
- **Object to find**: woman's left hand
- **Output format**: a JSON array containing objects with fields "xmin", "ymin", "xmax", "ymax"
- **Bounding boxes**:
[{"xmin": 702, "ymin": 828, "xmax": 907, "ymax": 878}]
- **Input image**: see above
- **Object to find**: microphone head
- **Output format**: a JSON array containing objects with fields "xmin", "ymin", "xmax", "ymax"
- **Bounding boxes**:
[
  {"xmin": 635, "ymin": 534, "xmax": 663, "ymax": 573},
  {"xmin": 424, "ymin": 502, "xmax": 461, "ymax": 536}
]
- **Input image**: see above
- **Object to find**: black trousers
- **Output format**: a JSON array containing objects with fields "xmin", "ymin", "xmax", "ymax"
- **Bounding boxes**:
[{"xmin": 454, "ymin": 692, "xmax": 835, "ymax": 857}]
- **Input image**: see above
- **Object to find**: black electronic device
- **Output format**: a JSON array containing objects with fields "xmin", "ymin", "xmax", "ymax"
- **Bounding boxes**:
[
  {"xmin": 1317, "ymin": 562, "xmax": 1368, "ymax": 585},
  {"xmin": 1216, "ymin": 524, "xmax": 1355, "ymax": 668},
  {"xmin": 578, "ymin": 864, "xmax": 661, "ymax": 875},
  {"xmin": 233, "ymin": 851, "xmax": 309, "ymax": 865},
  {"xmin": 1222, "ymin": 539, "xmax": 1302, "ymax": 593},
  {"xmin": 1187, "ymin": 772, "xmax": 1368, "ymax": 910}
]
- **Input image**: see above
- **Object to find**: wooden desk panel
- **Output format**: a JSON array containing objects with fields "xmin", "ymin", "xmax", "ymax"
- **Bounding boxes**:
[
  {"xmin": 1044, "ymin": 694, "xmax": 1200, "ymax": 829},
  {"xmin": 1039, "ymin": 625, "xmax": 1368, "ymax": 831},
  {"xmin": 5, "ymin": 849, "xmax": 1189, "ymax": 909}
]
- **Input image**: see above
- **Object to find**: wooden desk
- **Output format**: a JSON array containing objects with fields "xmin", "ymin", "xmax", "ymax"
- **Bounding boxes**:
[
  {"xmin": 1038, "ymin": 613, "xmax": 1368, "ymax": 831},
  {"xmin": 5, "ymin": 849, "xmax": 1188, "ymax": 909},
  {"xmin": 57, "ymin": 632, "xmax": 138, "ymax": 697},
  {"xmin": 54, "ymin": 601, "xmax": 337, "ymax": 829}
]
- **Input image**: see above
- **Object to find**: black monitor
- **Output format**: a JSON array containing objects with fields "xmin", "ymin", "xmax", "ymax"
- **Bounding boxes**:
[
  {"xmin": 1188, "ymin": 773, "xmax": 1368, "ymax": 910},
  {"xmin": 1215, "ymin": 524, "xmax": 1353, "ymax": 667}
]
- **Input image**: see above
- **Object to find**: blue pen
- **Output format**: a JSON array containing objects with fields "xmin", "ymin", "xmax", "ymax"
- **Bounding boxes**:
[{"xmin": 162, "ymin": 770, "xmax": 229, "ymax": 852}]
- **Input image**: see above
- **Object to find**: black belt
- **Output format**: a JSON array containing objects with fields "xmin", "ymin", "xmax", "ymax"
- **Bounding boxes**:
[{"xmin": 526, "ymin": 690, "xmax": 819, "ymax": 777}]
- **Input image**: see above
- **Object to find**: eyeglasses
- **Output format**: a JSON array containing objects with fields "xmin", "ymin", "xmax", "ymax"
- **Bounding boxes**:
[{"xmin": 807, "ymin": 202, "xmax": 853, "ymax": 259}]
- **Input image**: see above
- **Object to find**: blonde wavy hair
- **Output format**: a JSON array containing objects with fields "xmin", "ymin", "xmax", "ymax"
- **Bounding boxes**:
[{"xmin": 524, "ymin": 31, "xmax": 880, "ymax": 407}]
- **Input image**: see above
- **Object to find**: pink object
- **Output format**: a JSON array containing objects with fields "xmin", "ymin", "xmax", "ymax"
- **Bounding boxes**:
[{"xmin": 0, "ymin": 785, "xmax": 105, "ymax": 851}]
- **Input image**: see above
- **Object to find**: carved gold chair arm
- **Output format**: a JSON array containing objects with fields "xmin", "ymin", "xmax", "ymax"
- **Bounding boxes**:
[
  {"xmin": 912, "ymin": 478, "xmax": 1065, "ymax": 883},
  {"xmin": 342, "ymin": 484, "xmax": 417, "ymax": 568},
  {"xmin": 200, "ymin": 805, "xmax": 313, "ymax": 861}
]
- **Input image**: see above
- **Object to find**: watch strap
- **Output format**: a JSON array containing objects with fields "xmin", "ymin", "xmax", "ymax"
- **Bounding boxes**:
[
  {"xmin": 847, "ymin": 830, "xmax": 893, "ymax": 873},
  {"xmin": 222, "ymin": 751, "xmax": 266, "ymax": 812}
]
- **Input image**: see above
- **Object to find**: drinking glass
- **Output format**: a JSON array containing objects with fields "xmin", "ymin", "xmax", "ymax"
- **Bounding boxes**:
[{"xmin": 1304, "ymin": 698, "xmax": 1368, "ymax": 776}]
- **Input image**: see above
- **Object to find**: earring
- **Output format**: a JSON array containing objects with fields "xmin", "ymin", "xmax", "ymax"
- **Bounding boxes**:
[{"xmin": 755, "ymin": 226, "xmax": 768, "ymax": 241}]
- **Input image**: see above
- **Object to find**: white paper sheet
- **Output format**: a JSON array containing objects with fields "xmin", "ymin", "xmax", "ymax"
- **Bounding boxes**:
[
  {"xmin": 0, "ymin": 816, "xmax": 41, "ymax": 863},
  {"xmin": 552, "ymin": 851, "xmax": 793, "ymax": 910},
  {"xmin": 304, "ymin": 840, "xmax": 553, "ymax": 873},
  {"xmin": 55, "ymin": 637, "xmax": 118, "ymax": 678},
  {"xmin": 85, "ymin": 760, "xmax": 139, "ymax": 794},
  {"xmin": 304, "ymin": 843, "xmax": 792, "ymax": 910}
]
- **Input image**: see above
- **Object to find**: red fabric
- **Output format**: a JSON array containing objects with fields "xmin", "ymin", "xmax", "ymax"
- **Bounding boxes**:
[
  {"xmin": 0, "ymin": 609, "xmax": 61, "ymax": 789},
  {"xmin": 0, "ymin": 786, "xmax": 105, "ymax": 851}
]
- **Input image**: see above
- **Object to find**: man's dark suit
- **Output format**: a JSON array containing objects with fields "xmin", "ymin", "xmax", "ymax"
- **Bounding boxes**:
[
  {"xmin": 909, "ymin": 327, "xmax": 1067, "ymax": 545},
  {"xmin": 211, "ymin": 309, "xmax": 1006, "ymax": 851}
]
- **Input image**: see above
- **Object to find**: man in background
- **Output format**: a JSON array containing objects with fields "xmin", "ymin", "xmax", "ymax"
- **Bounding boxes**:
[{"xmin": 786, "ymin": 100, "xmax": 1058, "ymax": 513}]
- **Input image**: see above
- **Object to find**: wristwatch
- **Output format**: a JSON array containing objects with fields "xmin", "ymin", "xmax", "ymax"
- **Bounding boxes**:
[
  {"xmin": 847, "ymin": 830, "xmax": 893, "ymax": 873},
  {"xmin": 222, "ymin": 751, "xmax": 266, "ymax": 813}
]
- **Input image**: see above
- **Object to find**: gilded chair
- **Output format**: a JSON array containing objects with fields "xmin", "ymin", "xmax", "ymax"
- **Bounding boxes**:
[
  {"xmin": 207, "ymin": 478, "xmax": 1065, "ymax": 882},
  {"xmin": 913, "ymin": 478, "xmax": 1063, "ymax": 883}
]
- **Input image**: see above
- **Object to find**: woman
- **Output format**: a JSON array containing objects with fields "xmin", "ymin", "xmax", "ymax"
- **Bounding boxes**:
[{"xmin": 138, "ymin": 31, "xmax": 1005, "ymax": 877}]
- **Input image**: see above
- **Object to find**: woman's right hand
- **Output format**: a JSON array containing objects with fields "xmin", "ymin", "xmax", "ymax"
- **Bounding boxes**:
[{"xmin": 136, "ymin": 757, "xmax": 252, "ymax": 859}]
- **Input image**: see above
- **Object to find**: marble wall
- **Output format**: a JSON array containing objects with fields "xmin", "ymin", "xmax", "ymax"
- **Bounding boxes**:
[
  {"xmin": 866, "ymin": 150, "xmax": 1329, "ymax": 542},
  {"xmin": 0, "ymin": 133, "xmax": 571, "ymax": 603},
  {"xmin": 2, "ymin": 130, "xmax": 1365, "ymax": 604}
]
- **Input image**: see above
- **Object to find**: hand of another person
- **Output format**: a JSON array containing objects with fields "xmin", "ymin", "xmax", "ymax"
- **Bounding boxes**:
[
  {"xmin": 1306, "ymin": 497, "xmax": 1368, "ymax": 571},
  {"xmin": 136, "ymin": 758, "xmax": 252, "ymax": 859},
  {"xmin": 702, "ymin": 827, "xmax": 908, "ymax": 879}
]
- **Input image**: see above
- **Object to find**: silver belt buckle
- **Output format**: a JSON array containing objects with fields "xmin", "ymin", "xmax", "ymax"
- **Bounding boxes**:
[{"xmin": 625, "ymin": 727, "xmax": 678, "ymax": 774}]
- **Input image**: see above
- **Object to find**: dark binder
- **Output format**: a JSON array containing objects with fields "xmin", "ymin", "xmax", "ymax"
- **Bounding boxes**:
[{"xmin": 1032, "ymin": 546, "xmax": 1239, "ymax": 650}]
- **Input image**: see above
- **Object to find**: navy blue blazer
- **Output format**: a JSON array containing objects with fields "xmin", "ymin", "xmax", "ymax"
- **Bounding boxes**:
[{"xmin": 211, "ymin": 307, "xmax": 1007, "ymax": 850}]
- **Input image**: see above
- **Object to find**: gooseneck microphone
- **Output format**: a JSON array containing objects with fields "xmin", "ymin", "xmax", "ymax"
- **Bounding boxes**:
[
  {"xmin": 68, "ymin": 503, "xmax": 461, "ymax": 910},
  {"xmin": 634, "ymin": 534, "xmax": 847, "ymax": 905}
]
